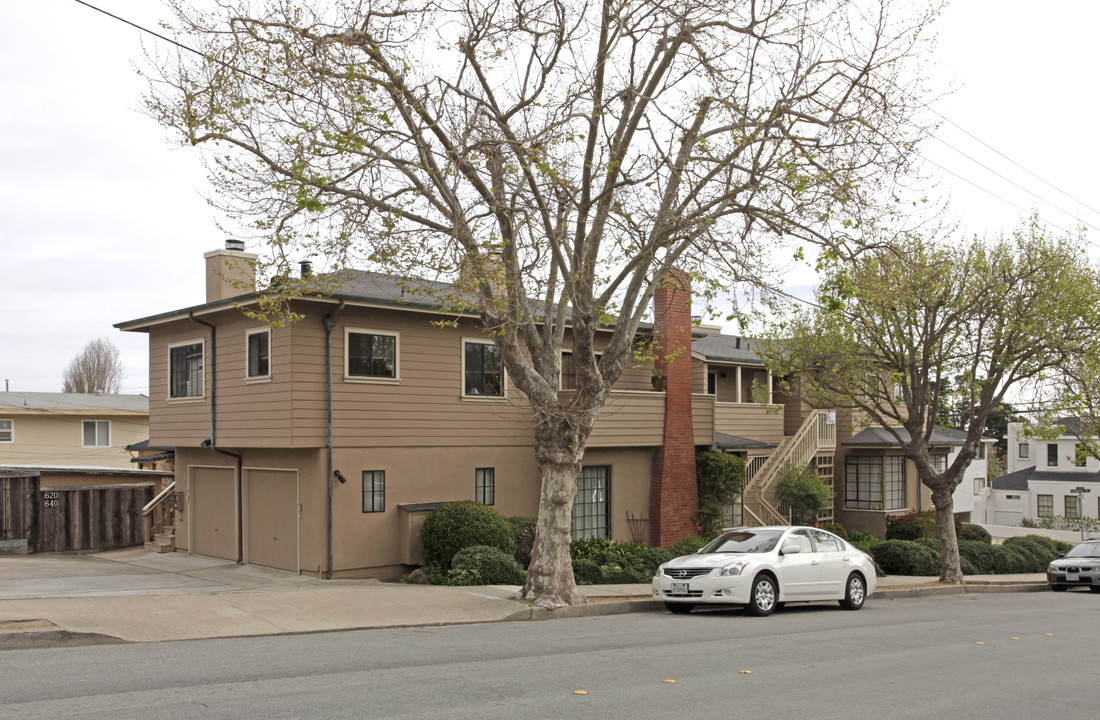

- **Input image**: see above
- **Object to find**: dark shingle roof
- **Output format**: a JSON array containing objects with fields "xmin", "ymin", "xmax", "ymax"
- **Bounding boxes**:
[
  {"xmin": 842, "ymin": 425, "xmax": 988, "ymax": 448},
  {"xmin": 992, "ymin": 466, "xmax": 1034, "ymax": 491},
  {"xmin": 692, "ymin": 334, "xmax": 763, "ymax": 364},
  {"xmin": 992, "ymin": 466, "xmax": 1100, "ymax": 491}
]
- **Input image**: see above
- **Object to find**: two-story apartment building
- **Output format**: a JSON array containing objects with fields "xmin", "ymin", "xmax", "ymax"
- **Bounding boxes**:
[
  {"xmin": 0, "ymin": 392, "xmax": 150, "ymax": 469},
  {"xmin": 118, "ymin": 243, "xmax": 965, "ymax": 578},
  {"xmin": 981, "ymin": 419, "xmax": 1100, "ymax": 525}
]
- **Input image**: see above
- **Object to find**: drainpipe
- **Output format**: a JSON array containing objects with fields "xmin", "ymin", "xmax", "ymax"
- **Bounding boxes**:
[
  {"xmin": 189, "ymin": 312, "xmax": 245, "ymax": 563},
  {"xmin": 323, "ymin": 301, "xmax": 346, "ymax": 579}
]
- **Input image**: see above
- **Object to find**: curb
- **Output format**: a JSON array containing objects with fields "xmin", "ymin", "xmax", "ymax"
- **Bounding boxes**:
[{"xmin": 871, "ymin": 582, "xmax": 1048, "ymax": 600}]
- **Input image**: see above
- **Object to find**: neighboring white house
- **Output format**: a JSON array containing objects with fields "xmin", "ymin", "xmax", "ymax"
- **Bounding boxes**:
[
  {"xmin": 0, "ymin": 392, "xmax": 150, "ymax": 469},
  {"xmin": 977, "ymin": 419, "xmax": 1100, "ymax": 526}
]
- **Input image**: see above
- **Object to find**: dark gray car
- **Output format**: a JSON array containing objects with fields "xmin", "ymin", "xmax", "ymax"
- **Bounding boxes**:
[{"xmin": 1047, "ymin": 539, "xmax": 1100, "ymax": 592}]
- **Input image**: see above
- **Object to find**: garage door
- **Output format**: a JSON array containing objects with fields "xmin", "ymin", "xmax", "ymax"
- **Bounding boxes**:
[
  {"xmin": 244, "ymin": 469, "xmax": 299, "ymax": 572},
  {"xmin": 191, "ymin": 466, "xmax": 237, "ymax": 561}
]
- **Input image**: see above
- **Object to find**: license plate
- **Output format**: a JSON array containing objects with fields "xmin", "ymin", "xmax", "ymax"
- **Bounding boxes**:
[
  {"xmin": 1067, "ymin": 573, "xmax": 1080, "ymax": 582},
  {"xmin": 671, "ymin": 582, "xmax": 689, "ymax": 595}
]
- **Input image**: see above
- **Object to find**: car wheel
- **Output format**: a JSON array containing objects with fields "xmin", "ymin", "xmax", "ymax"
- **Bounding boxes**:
[
  {"xmin": 1090, "ymin": 586, "xmax": 1100, "ymax": 593},
  {"xmin": 665, "ymin": 602, "xmax": 694, "ymax": 614},
  {"xmin": 1051, "ymin": 585, "xmax": 1068, "ymax": 592},
  {"xmin": 839, "ymin": 573, "xmax": 866, "ymax": 610},
  {"xmin": 746, "ymin": 575, "xmax": 778, "ymax": 616}
]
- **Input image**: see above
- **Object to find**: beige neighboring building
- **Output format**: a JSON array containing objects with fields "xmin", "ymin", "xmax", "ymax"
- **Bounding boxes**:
[{"xmin": 0, "ymin": 392, "xmax": 150, "ymax": 469}]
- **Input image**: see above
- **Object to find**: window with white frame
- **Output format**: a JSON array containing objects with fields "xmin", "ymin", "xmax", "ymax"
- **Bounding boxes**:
[
  {"xmin": 463, "ymin": 340, "xmax": 503, "ymax": 397},
  {"xmin": 931, "ymin": 454, "xmax": 948, "ymax": 473},
  {"xmin": 82, "ymin": 420, "xmax": 110, "ymax": 448},
  {"xmin": 1037, "ymin": 494, "xmax": 1054, "ymax": 517},
  {"xmin": 246, "ymin": 328, "xmax": 270, "ymax": 378},
  {"xmin": 475, "ymin": 467, "xmax": 495, "ymax": 505},
  {"xmin": 846, "ymin": 455, "xmax": 906, "ymax": 511},
  {"xmin": 1047, "ymin": 444, "xmax": 1059, "ymax": 467},
  {"xmin": 362, "ymin": 470, "xmax": 385, "ymax": 513},
  {"xmin": 1065, "ymin": 495, "xmax": 1081, "ymax": 519},
  {"xmin": 1075, "ymin": 443, "xmax": 1087, "ymax": 467},
  {"xmin": 346, "ymin": 329, "xmax": 398, "ymax": 380},
  {"xmin": 572, "ymin": 466, "xmax": 610, "ymax": 539},
  {"xmin": 978, "ymin": 443, "xmax": 986, "ymax": 460},
  {"xmin": 169, "ymin": 341, "xmax": 204, "ymax": 399},
  {"xmin": 1019, "ymin": 442, "xmax": 1029, "ymax": 459},
  {"xmin": 0, "ymin": 419, "xmax": 13, "ymax": 443}
]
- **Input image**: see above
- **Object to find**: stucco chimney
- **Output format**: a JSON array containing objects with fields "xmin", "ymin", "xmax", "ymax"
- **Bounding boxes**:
[
  {"xmin": 649, "ymin": 269, "xmax": 699, "ymax": 547},
  {"xmin": 204, "ymin": 240, "xmax": 259, "ymax": 303}
]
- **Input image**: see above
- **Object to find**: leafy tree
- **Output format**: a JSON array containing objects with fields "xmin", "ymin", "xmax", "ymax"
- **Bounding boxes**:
[
  {"xmin": 144, "ymin": 0, "xmax": 937, "ymax": 607},
  {"xmin": 774, "ymin": 463, "xmax": 832, "ymax": 525},
  {"xmin": 759, "ymin": 218, "xmax": 1100, "ymax": 583},
  {"xmin": 695, "ymin": 450, "xmax": 746, "ymax": 538},
  {"xmin": 61, "ymin": 338, "xmax": 125, "ymax": 394}
]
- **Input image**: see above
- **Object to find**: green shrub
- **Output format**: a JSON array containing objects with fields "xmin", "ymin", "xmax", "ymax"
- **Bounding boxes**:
[
  {"xmin": 1015, "ymin": 534, "xmax": 1072, "ymax": 556},
  {"xmin": 420, "ymin": 501, "xmax": 515, "ymax": 568},
  {"xmin": 871, "ymin": 540, "xmax": 939, "ymax": 576},
  {"xmin": 959, "ymin": 555, "xmax": 978, "ymax": 575},
  {"xmin": 668, "ymin": 535, "xmax": 709, "ymax": 557},
  {"xmin": 995, "ymin": 544, "xmax": 1036, "ymax": 573},
  {"xmin": 696, "ymin": 450, "xmax": 746, "ymax": 538},
  {"xmin": 508, "ymin": 516, "xmax": 537, "ymax": 568},
  {"xmin": 775, "ymin": 464, "xmax": 834, "ymax": 524},
  {"xmin": 447, "ymin": 545, "xmax": 526, "ymax": 585},
  {"xmin": 847, "ymin": 530, "xmax": 880, "ymax": 548},
  {"xmin": 915, "ymin": 537, "xmax": 940, "ymax": 552},
  {"xmin": 1002, "ymin": 536, "xmax": 1057, "ymax": 569},
  {"xmin": 958, "ymin": 540, "xmax": 998, "ymax": 573},
  {"xmin": 572, "ymin": 557, "xmax": 603, "ymax": 585},
  {"xmin": 959, "ymin": 524, "xmax": 993, "ymax": 544},
  {"xmin": 886, "ymin": 511, "xmax": 962, "ymax": 541},
  {"xmin": 820, "ymin": 522, "xmax": 848, "ymax": 539}
]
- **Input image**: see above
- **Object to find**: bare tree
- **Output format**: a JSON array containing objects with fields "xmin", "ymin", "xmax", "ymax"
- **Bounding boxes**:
[
  {"xmin": 62, "ymin": 338, "xmax": 125, "ymax": 394},
  {"xmin": 144, "ymin": 0, "xmax": 938, "ymax": 607},
  {"xmin": 759, "ymin": 219, "xmax": 1100, "ymax": 583}
]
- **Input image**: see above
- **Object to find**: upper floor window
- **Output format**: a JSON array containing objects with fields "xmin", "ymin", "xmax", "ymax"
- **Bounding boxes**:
[
  {"xmin": 346, "ymin": 329, "xmax": 398, "ymax": 380},
  {"xmin": 169, "ymin": 341, "xmax": 204, "ymax": 399},
  {"xmin": 464, "ymin": 340, "xmax": 503, "ymax": 397},
  {"xmin": 1047, "ymin": 443, "xmax": 1059, "ymax": 467},
  {"xmin": 0, "ymin": 419, "xmax": 12, "ymax": 443},
  {"xmin": 707, "ymin": 371, "xmax": 717, "ymax": 395},
  {"xmin": 978, "ymin": 443, "xmax": 986, "ymax": 460},
  {"xmin": 1018, "ymin": 442, "xmax": 1029, "ymax": 459},
  {"xmin": 1075, "ymin": 443, "xmax": 1088, "ymax": 467},
  {"xmin": 82, "ymin": 420, "xmax": 110, "ymax": 448},
  {"xmin": 246, "ymin": 328, "xmax": 270, "ymax": 379},
  {"xmin": 931, "ymin": 454, "xmax": 947, "ymax": 473}
]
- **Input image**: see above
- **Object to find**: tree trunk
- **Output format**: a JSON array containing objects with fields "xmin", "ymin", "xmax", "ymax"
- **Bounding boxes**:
[
  {"xmin": 931, "ymin": 487, "xmax": 964, "ymax": 584},
  {"xmin": 512, "ymin": 415, "xmax": 593, "ymax": 609}
]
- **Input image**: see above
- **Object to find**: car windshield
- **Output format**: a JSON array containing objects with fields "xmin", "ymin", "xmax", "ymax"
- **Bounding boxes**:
[
  {"xmin": 699, "ymin": 530, "xmax": 783, "ymax": 554},
  {"xmin": 1065, "ymin": 542, "xmax": 1100, "ymax": 558}
]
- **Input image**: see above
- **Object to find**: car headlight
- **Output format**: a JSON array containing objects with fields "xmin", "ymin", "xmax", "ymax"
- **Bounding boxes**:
[
  {"xmin": 1047, "ymin": 564, "xmax": 1057, "ymax": 573},
  {"xmin": 716, "ymin": 560, "xmax": 751, "ymax": 577}
]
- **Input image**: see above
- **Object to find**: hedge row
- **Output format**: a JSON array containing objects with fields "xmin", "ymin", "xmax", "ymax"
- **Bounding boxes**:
[{"xmin": 871, "ymin": 534, "xmax": 1071, "ymax": 576}]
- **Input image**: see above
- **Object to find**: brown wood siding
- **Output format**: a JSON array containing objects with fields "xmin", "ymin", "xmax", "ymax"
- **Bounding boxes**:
[
  {"xmin": 148, "ymin": 319, "xmax": 216, "ymax": 447},
  {"xmin": 586, "ymin": 391, "xmax": 665, "ymax": 447},
  {"xmin": 714, "ymin": 403, "xmax": 785, "ymax": 445},
  {"xmin": 692, "ymin": 394, "xmax": 715, "ymax": 445}
]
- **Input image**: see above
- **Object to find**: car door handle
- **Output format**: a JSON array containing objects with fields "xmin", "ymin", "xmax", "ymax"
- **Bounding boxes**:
[{"xmin": 811, "ymin": 560, "xmax": 820, "ymax": 566}]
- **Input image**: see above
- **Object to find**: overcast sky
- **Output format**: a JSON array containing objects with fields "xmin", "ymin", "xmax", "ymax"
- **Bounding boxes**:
[{"xmin": 3, "ymin": 1, "xmax": 1099, "ymax": 395}]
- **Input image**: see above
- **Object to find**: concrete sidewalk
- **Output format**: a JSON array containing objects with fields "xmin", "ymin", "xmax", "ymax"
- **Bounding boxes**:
[{"xmin": 0, "ymin": 549, "xmax": 1049, "ymax": 646}]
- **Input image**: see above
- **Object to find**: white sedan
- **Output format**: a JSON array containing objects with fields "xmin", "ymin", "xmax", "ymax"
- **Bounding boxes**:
[{"xmin": 652, "ymin": 526, "xmax": 877, "ymax": 616}]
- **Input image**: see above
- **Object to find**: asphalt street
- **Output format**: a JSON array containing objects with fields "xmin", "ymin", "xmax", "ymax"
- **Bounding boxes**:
[{"xmin": 0, "ymin": 591, "xmax": 1096, "ymax": 719}]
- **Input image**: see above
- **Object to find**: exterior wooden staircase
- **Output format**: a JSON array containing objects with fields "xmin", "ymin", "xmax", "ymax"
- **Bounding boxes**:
[
  {"xmin": 143, "ymin": 481, "xmax": 177, "ymax": 553},
  {"xmin": 740, "ymin": 410, "xmax": 837, "ymax": 526}
]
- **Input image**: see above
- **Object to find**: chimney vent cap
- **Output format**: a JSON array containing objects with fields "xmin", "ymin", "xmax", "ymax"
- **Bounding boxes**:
[{"xmin": 225, "ymin": 239, "xmax": 246, "ymax": 252}]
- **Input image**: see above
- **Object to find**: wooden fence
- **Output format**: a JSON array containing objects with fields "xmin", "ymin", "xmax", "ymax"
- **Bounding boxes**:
[{"xmin": 0, "ymin": 471, "xmax": 152, "ymax": 553}]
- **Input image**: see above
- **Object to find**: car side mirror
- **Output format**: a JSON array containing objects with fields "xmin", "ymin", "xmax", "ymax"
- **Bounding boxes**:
[{"xmin": 781, "ymin": 540, "xmax": 802, "ymax": 555}]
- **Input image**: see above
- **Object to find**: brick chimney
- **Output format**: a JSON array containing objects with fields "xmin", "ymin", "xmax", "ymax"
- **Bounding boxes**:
[
  {"xmin": 649, "ymin": 269, "xmax": 698, "ymax": 547},
  {"xmin": 204, "ymin": 240, "xmax": 258, "ymax": 303}
]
